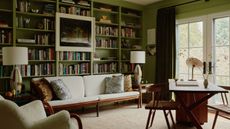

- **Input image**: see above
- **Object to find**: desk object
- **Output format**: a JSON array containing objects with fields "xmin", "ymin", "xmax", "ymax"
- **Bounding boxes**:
[{"xmin": 168, "ymin": 79, "xmax": 227, "ymax": 129}]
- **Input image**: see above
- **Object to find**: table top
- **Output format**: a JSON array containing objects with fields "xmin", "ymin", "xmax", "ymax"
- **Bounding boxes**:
[{"xmin": 168, "ymin": 79, "xmax": 228, "ymax": 93}]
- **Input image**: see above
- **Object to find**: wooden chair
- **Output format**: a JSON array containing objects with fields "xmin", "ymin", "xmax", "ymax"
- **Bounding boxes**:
[
  {"xmin": 208, "ymin": 86, "xmax": 230, "ymax": 129},
  {"xmin": 145, "ymin": 83, "xmax": 179, "ymax": 129}
]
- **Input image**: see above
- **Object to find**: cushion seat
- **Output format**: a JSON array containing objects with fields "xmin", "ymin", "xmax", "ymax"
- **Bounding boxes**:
[
  {"xmin": 99, "ymin": 91, "xmax": 139, "ymax": 101},
  {"xmin": 48, "ymin": 96, "xmax": 99, "ymax": 107}
]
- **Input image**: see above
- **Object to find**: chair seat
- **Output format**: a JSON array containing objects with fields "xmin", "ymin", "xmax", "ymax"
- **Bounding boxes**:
[
  {"xmin": 208, "ymin": 104, "xmax": 230, "ymax": 114},
  {"xmin": 145, "ymin": 100, "xmax": 179, "ymax": 110}
]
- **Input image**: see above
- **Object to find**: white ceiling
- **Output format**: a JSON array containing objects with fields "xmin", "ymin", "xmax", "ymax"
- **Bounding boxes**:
[{"xmin": 123, "ymin": 0, "xmax": 164, "ymax": 5}]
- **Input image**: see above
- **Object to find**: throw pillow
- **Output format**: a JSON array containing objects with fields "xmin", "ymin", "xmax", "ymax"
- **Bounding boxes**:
[
  {"xmin": 105, "ymin": 75, "xmax": 124, "ymax": 94},
  {"xmin": 31, "ymin": 78, "xmax": 53, "ymax": 101},
  {"xmin": 124, "ymin": 74, "xmax": 132, "ymax": 92},
  {"xmin": 50, "ymin": 79, "xmax": 72, "ymax": 100}
]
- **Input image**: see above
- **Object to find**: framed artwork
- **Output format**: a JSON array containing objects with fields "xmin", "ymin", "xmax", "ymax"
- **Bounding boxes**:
[{"xmin": 56, "ymin": 13, "xmax": 95, "ymax": 52}]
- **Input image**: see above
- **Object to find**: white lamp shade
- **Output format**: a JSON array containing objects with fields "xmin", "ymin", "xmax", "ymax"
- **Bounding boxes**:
[
  {"xmin": 130, "ymin": 51, "xmax": 146, "ymax": 64},
  {"xmin": 3, "ymin": 47, "xmax": 28, "ymax": 65}
]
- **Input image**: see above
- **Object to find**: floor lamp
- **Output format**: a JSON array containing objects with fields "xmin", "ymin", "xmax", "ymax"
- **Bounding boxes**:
[
  {"xmin": 130, "ymin": 51, "xmax": 146, "ymax": 85},
  {"xmin": 3, "ymin": 47, "xmax": 28, "ymax": 95}
]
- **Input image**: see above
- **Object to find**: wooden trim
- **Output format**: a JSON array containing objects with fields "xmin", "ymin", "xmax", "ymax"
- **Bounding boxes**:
[{"xmin": 70, "ymin": 113, "xmax": 83, "ymax": 129}]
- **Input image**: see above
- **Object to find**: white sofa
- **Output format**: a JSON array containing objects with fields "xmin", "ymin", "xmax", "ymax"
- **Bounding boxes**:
[{"xmin": 31, "ymin": 74, "xmax": 141, "ymax": 116}]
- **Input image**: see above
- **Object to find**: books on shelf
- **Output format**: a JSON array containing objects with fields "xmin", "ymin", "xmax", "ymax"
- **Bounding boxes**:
[
  {"xmin": 96, "ymin": 38, "xmax": 117, "ymax": 48},
  {"xmin": 17, "ymin": 38, "xmax": 36, "ymax": 43},
  {"xmin": 59, "ymin": 63, "xmax": 90, "ymax": 75},
  {"xmin": 96, "ymin": 26, "xmax": 118, "ymax": 36},
  {"xmin": 0, "ymin": 30, "xmax": 12, "ymax": 44},
  {"xmin": 59, "ymin": 51, "xmax": 90, "ymax": 61},
  {"xmin": 28, "ymin": 48, "xmax": 55, "ymax": 60},
  {"xmin": 94, "ymin": 62, "xmax": 117, "ymax": 74},
  {"xmin": 18, "ymin": 63, "xmax": 55, "ymax": 77}
]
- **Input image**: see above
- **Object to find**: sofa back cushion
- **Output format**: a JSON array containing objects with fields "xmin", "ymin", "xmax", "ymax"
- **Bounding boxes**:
[
  {"xmin": 32, "ymin": 76, "xmax": 84, "ymax": 100},
  {"xmin": 83, "ymin": 74, "xmax": 122, "ymax": 97}
]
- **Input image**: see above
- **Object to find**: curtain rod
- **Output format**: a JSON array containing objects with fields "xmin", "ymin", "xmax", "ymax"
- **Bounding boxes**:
[{"xmin": 167, "ymin": 0, "xmax": 207, "ymax": 8}]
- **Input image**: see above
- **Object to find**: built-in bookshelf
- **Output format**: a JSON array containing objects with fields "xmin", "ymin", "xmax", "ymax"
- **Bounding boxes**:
[
  {"xmin": 15, "ymin": 0, "xmax": 56, "ymax": 78},
  {"xmin": 58, "ymin": 0, "xmax": 91, "ymax": 16},
  {"xmin": 93, "ymin": 2, "xmax": 120, "ymax": 74},
  {"xmin": 58, "ymin": 51, "xmax": 91, "ymax": 75},
  {"xmin": 120, "ymin": 7, "xmax": 142, "ymax": 73},
  {"xmin": 0, "ymin": 0, "xmax": 143, "ymax": 93}
]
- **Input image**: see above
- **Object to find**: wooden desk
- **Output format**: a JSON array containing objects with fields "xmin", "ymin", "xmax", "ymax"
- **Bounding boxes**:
[{"xmin": 169, "ymin": 80, "xmax": 227, "ymax": 129}]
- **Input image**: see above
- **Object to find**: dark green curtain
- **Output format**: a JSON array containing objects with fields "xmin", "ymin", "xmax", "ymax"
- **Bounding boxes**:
[{"xmin": 155, "ymin": 7, "xmax": 176, "ymax": 100}]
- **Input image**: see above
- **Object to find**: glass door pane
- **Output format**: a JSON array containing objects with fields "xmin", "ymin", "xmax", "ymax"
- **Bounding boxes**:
[{"xmin": 176, "ymin": 21, "xmax": 204, "ymax": 81}]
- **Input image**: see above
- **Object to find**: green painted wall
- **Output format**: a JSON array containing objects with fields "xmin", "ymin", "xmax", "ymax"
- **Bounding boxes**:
[
  {"xmin": 142, "ymin": 0, "xmax": 230, "ymax": 83},
  {"xmin": 93, "ymin": 0, "xmax": 143, "ymax": 10}
]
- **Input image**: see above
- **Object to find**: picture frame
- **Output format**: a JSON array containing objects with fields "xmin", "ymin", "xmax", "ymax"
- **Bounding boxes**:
[{"xmin": 56, "ymin": 13, "xmax": 95, "ymax": 52}]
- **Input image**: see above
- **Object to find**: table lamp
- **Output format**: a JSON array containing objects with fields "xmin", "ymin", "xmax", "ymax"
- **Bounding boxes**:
[
  {"xmin": 3, "ymin": 47, "xmax": 28, "ymax": 94},
  {"xmin": 130, "ymin": 51, "xmax": 146, "ymax": 85},
  {"xmin": 186, "ymin": 57, "xmax": 203, "ymax": 81}
]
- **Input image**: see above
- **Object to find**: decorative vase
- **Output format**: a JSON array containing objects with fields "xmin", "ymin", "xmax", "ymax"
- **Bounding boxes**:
[{"xmin": 203, "ymin": 79, "xmax": 208, "ymax": 88}]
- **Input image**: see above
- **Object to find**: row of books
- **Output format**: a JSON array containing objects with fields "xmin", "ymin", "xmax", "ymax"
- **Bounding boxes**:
[
  {"xmin": 121, "ymin": 63, "xmax": 135, "ymax": 73},
  {"xmin": 59, "ymin": 6, "xmax": 91, "ymax": 16},
  {"xmin": 16, "ymin": 17, "xmax": 54, "ymax": 30},
  {"xmin": 96, "ymin": 38, "xmax": 117, "ymax": 48},
  {"xmin": 93, "ymin": 62, "xmax": 117, "ymax": 74},
  {"xmin": 59, "ymin": 51, "xmax": 90, "ymax": 61},
  {"xmin": 28, "ymin": 48, "xmax": 55, "ymax": 60},
  {"xmin": 0, "ymin": 30, "xmax": 12, "ymax": 44},
  {"xmin": 17, "ymin": 0, "xmax": 31, "ymax": 13},
  {"xmin": 19, "ymin": 63, "xmax": 55, "ymax": 76},
  {"xmin": 121, "ymin": 28, "xmax": 136, "ymax": 38},
  {"xmin": 34, "ymin": 33, "xmax": 55, "ymax": 45},
  {"xmin": 59, "ymin": 63, "xmax": 90, "ymax": 75},
  {"xmin": 0, "ymin": 66, "xmax": 12, "ymax": 77},
  {"xmin": 96, "ymin": 26, "xmax": 118, "ymax": 36}
]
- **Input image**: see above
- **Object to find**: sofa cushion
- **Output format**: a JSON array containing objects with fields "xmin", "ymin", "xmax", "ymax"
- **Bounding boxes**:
[
  {"xmin": 99, "ymin": 91, "xmax": 139, "ymax": 100},
  {"xmin": 83, "ymin": 74, "xmax": 122, "ymax": 97},
  {"xmin": 48, "ymin": 96, "xmax": 99, "ymax": 106},
  {"xmin": 50, "ymin": 79, "xmax": 72, "ymax": 100},
  {"xmin": 124, "ymin": 74, "xmax": 132, "ymax": 92},
  {"xmin": 105, "ymin": 75, "xmax": 124, "ymax": 94},
  {"xmin": 31, "ymin": 78, "xmax": 53, "ymax": 101},
  {"xmin": 33, "ymin": 76, "xmax": 85, "ymax": 99}
]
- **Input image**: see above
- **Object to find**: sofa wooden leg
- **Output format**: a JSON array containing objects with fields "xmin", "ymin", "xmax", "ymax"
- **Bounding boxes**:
[{"xmin": 96, "ymin": 103, "xmax": 99, "ymax": 117}]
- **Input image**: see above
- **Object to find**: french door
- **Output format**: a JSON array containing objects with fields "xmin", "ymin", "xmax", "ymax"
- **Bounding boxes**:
[{"xmin": 176, "ymin": 12, "xmax": 230, "ymax": 103}]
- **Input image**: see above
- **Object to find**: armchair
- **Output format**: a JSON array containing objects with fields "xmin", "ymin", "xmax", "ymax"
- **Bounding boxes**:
[{"xmin": 0, "ymin": 95, "xmax": 82, "ymax": 129}]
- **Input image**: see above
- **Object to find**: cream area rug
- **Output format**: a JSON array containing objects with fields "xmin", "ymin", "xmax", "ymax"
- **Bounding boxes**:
[{"xmin": 80, "ymin": 104, "xmax": 229, "ymax": 129}]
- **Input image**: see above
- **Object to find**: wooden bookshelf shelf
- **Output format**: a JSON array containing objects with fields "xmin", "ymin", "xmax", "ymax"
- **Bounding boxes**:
[
  {"xmin": 16, "ymin": 11, "xmax": 55, "ymax": 17},
  {"xmin": 16, "ymin": 28, "xmax": 54, "ymax": 32}
]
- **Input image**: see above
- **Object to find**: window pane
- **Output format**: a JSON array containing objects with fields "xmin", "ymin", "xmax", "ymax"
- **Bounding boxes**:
[
  {"xmin": 215, "ymin": 17, "xmax": 229, "ymax": 46},
  {"xmin": 215, "ymin": 46, "xmax": 229, "ymax": 76},
  {"xmin": 216, "ymin": 76, "xmax": 230, "ymax": 85},
  {"xmin": 189, "ymin": 22, "xmax": 203, "ymax": 47},
  {"xmin": 178, "ymin": 24, "xmax": 188, "ymax": 48},
  {"xmin": 178, "ymin": 49, "xmax": 188, "ymax": 74}
]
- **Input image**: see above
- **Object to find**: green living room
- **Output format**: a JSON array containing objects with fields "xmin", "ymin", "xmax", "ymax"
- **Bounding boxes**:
[{"xmin": 0, "ymin": 0, "xmax": 229, "ymax": 129}]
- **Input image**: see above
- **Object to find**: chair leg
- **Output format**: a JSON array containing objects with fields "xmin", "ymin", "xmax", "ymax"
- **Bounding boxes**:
[
  {"xmin": 96, "ymin": 103, "xmax": 99, "ymax": 117},
  {"xmin": 163, "ymin": 110, "xmax": 171, "ymax": 129},
  {"xmin": 146, "ymin": 109, "xmax": 153, "ymax": 129},
  {"xmin": 169, "ymin": 110, "xmax": 176, "ymax": 129},
  {"xmin": 149, "ymin": 110, "xmax": 156, "ymax": 127},
  {"xmin": 212, "ymin": 111, "xmax": 219, "ymax": 129}
]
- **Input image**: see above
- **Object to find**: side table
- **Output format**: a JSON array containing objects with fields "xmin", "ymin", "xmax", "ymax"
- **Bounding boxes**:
[
  {"xmin": 133, "ymin": 83, "xmax": 153, "ymax": 108},
  {"xmin": 4, "ymin": 93, "xmax": 36, "ymax": 106}
]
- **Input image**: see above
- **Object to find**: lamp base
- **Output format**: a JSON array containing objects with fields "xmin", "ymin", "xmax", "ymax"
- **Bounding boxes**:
[
  {"xmin": 10, "ymin": 66, "xmax": 23, "ymax": 95},
  {"xmin": 134, "ymin": 64, "xmax": 142, "ymax": 85}
]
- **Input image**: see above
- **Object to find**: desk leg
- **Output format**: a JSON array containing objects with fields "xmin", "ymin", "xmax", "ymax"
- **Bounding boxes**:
[{"xmin": 177, "ymin": 94, "xmax": 203, "ymax": 129}]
